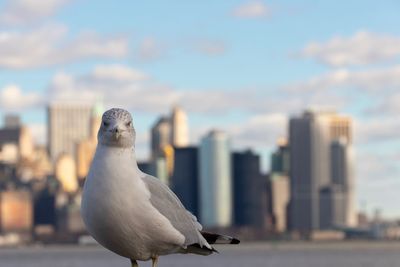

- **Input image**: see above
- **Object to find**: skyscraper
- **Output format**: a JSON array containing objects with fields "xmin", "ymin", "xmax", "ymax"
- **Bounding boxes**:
[
  {"xmin": 199, "ymin": 130, "xmax": 232, "ymax": 228},
  {"xmin": 55, "ymin": 153, "xmax": 78, "ymax": 194},
  {"xmin": 330, "ymin": 138, "xmax": 356, "ymax": 226},
  {"xmin": 171, "ymin": 147, "xmax": 199, "ymax": 216},
  {"xmin": 0, "ymin": 115, "xmax": 34, "ymax": 164},
  {"xmin": 170, "ymin": 106, "xmax": 189, "ymax": 147},
  {"xmin": 4, "ymin": 114, "xmax": 20, "ymax": 128},
  {"xmin": 271, "ymin": 137, "xmax": 290, "ymax": 174},
  {"xmin": 319, "ymin": 185, "xmax": 346, "ymax": 229},
  {"xmin": 150, "ymin": 117, "xmax": 171, "ymax": 160},
  {"xmin": 150, "ymin": 106, "xmax": 189, "ymax": 182},
  {"xmin": 232, "ymin": 150, "xmax": 265, "ymax": 227},
  {"xmin": 76, "ymin": 104, "xmax": 103, "ymax": 180},
  {"xmin": 47, "ymin": 104, "xmax": 93, "ymax": 162},
  {"xmin": 269, "ymin": 173, "xmax": 290, "ymax": 232},
  {"xmin": 329, "ymin": 115, "xmax": 352, "ymax": 144},
  {"xmin": 268, "ymin": 139, "xmax": 290, "ymax": 233},
  {"xmin": 288, "ymin": 110, "xmax": 353, "ymax": 232}
]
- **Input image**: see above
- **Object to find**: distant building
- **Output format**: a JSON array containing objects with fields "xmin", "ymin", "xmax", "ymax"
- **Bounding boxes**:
[
  {"xmin": 150, "ymin": 106, "xmax": 189, "ymax": 183},
  {"xmin": 55, "ymin": 153, "xmax": 78, "ymax": 194},
  {"xmin": 150, "ymin": 117, "xmax": 171, "ymax": 160},
  {"xmin": 288, "ymin": 110, "xmax": 354, "ymax": 232},
  {"xmin": 329, "ymin": 115, "xmax": 352, "ymax": 144},
  {"xmin": 268, "ymin": 139, "xmax": 290, "ymax": 232},
  {"xmin": 0, "ymin": 190, "xmax": 33, "ymax": 233},
  {"xmin": 289, "ymin": 111, "xmax": 332, "ymax": 232},
  {"xmin": 17, "ymin": 145, "xmax": 53, "ymax": 182},
  {"xmin": 269, "ymin": 173, "xmax": 290, "ymax": 233},
  {"xmin": 331, "ymin": 138, "xmax": 356, "ymax": 226},
  {"xmin": 76, "ymin": 104, "xmax": 103, "ymax": 180},
  {"xmin": 270, "ymin": 137, "xmax": 290, "ymax": 174},
  {"xmin": 57, "ymin": 202, "xmax": 86, "ymax": 235},
  {"xmin": 199, "ymin": 130, "xmax": 232, "ymax": 228},
  {"xmin": 0, "ymin": 115, "xmax": 34, "ymax": 163},
  {"xmin": 319, "ymin": 185, "xmax": 346, "ymax": 229},
  {"xmin": 47, "ymin": 103, "xmax": 92, "ymax": 162},
  {"xmin": 34, "ymin": 188, "xmax": 56, "ymax": 228},
  {"xmin": 4, "ymin": 114, "xmax": 20, "ymax": 129},
  {"xmin": 152, "ymin": 157, "xmax": 169, "ymax": 185},
  {"xmin": 56, "ymin": 192, "xmax": 86, "ymax": 235},
  {"xmin": 170, "ymin": 106, "xmax": 189, "ymax": 147},
  {"xmin": 232, "ymin": 150, "xmax": 265, "ymax": 228},
  {"xmin": 171, "ymin": 147, "xmax": 199, "ymax": 216},
  {"xmin": 138, "ymin": 158, "xmax": 170, "ymax": 186}
]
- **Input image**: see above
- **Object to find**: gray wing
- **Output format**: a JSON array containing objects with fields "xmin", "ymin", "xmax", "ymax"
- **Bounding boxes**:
[{"xmin": 142, "ymin": 175, "xmax": 211, "ymax": 249}]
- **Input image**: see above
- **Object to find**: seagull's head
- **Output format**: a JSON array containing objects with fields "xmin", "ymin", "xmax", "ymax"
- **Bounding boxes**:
[{"xmin": 98, "ymin": 108, "xmax": 135, "ymax": 148}]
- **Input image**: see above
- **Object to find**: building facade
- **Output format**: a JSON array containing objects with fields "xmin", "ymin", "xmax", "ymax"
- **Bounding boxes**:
[
  {"xmin": 0, "ymin": 190, "xmax": 33, "ymax": 233},
  {"xmin": 76, "ymin": 105, "xmax": 102, "ymax": 180},
  {"xmin": 170, "ymin": 106, "xmax": 189, "ymax": 148},
  {"xmin": 289, "ymin": 110, "xmax": 354, "ymax": 232},
  {"xmin": 268, "ymin": 139, "xmax": 290, "ymax": 233},
  {"xmin": 47, "ymin": 104, "xmax": 93, "ymax": 162},
  {"xmin": 171, "ymin": 147, "xmax": 199, "ymax": 216},
  {"xmin": 232, "ymin": 150, "xmax": 265, "ymax": 227},
  {"xmin": 199, "ymin": 130, "xmax": 232, "ymax": 228},
  {"xmin": 330, "ymin": 138, "xmax": 356, "ymax": 226},
  {"xmin": 0, "ymin": 115, "xmax": 34, "ymax": 164},
  {"xmin": 269, "ymin": 173, "xmax": 290, "ymax": 233},
  {"xmin": 150, "ymin": 117, "xmax": 171, "ymax": 160}
]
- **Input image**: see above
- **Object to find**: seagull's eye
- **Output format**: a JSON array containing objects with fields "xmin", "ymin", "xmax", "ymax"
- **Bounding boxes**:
[
  {"xmin": 103, "ymin": 121, "xmax": 109, "ymax": 127},
  {"xmin": 126, "ymin": 121, "xmax": 132, "ymax": 127}
]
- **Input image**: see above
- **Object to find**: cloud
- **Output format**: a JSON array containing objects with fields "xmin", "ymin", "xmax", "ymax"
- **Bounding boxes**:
[
  {"xmin": 300, "ymin": 31, "xmax": 400, "ymax": 67},
  {"xmin": 47, "ymin": 65, "xmax": 179, "ymax": 112},
  {"xmin": 192, "ymin": 39, "xmax": 226, "ymax": 56},
  {"xmin": 281, "ymin": 65, "xmax": 400, "ymax": 120},
  {"xmin": 43, "ymin": 64, "xmax": 278, "ymax": 115},
  {"xmin": 90, "ymin": 64, "xmax": 149, "ymax": 82},
  {"xmin": 229, "ymin": 113, "xmax": 287, "ymax": 149},
  {"xmin": 354, "ymin": 117, "xmax": 400, "ymax": 144},
  {"xmin": 179, "ymin": 90, "xmax": 261, "ymax": 114},
  {"xmin": 368, "ymin": 92, "xmax": 400, "ymax": 115},
  {"xmin": 46, "ymin": 64, "xmax": 352, "ymax": 117},
  {"xmin": 137, "ymin": 37, "xmax": 166, "ymax": 62},
  {"xmin": 231, "ymin": 1, "xmax": 270, "ymax": 18},
  {"xmin": 0, "ymin": 0, "xmax": 71, "ymax": 26},
  {"xmin": 0, "ymin": 24, "xmax": 129, "ymax": 69},
  {"xmin": 355, "ymin": 149, "xmax": 400, "ymax": 218},
  {"xmin": 355, "ymin": 150, "xmax": 400, "ymax": 192},
  {"xmin": 284, "ymin": 65, "xmax": 400, "ymax": 93},
  {"xmin": 0, "ymin": 84, "xmax": 43, "ymax": 111}
]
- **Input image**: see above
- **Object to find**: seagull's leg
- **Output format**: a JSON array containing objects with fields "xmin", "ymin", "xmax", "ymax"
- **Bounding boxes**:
[
  {"xmin": 151, "ymin": 256, "xmax": 159, "ymax": 267},
  {"xmin": 130, "ymin": 259, "xmax": 139, "ymax": 267}
]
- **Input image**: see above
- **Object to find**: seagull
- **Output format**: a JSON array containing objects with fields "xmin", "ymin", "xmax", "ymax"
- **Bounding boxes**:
[{"xmin": 81, "ymin": 108, "xmax": 239, "ymax": 267}]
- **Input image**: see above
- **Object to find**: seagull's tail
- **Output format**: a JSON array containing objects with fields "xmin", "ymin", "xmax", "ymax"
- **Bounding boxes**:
[
  {"xmin": 200, "ymin": 231, "xmax": 240, "ymax": 245},
  {"xmin": 183, "ymin": 232, "xmax": 239, "ymax": 256},
  {"xmin": 185, "ymin": 243, "xmax": 218, "ymax": 256}
]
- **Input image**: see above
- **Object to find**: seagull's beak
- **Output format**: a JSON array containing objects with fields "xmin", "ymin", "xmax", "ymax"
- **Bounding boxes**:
[{"xmin": 112, "ymin": 126, "xmax": 122, "ymax": 140}]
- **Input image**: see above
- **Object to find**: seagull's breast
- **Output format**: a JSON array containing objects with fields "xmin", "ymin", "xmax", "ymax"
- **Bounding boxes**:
[{"xmin": 81, "ymin": 146, "xmax": 184, "ymax": 260}]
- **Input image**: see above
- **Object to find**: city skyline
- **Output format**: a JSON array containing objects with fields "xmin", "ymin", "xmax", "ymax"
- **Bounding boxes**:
[
  {"xmin": 0, "ymin": 0, "xmax": 399, "ymax": 218},
  {"xmin": 0, "ymin": 107, "xmax": 399, "ymax": 242}
]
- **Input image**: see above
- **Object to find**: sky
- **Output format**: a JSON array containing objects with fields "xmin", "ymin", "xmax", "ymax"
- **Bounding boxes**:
[{"xmin": 0, "ymin": 0, "xmax": 400, "ymax": 218}]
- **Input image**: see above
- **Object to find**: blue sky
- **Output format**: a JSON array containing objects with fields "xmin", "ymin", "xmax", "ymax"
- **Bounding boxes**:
[{"xmin": 0, "ymin": 0, "xmax": 400, "ymax": 218}]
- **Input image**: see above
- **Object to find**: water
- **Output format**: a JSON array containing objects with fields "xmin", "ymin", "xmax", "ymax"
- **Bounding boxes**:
[{"xmin": 1, "ymin": 242, "xmax": 400, "ymax": 267}]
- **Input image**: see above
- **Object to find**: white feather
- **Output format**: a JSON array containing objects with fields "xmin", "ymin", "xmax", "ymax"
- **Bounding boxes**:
[{"xmin": 81, "ymin": 145, "xmax": 185, "ymax": 261}]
